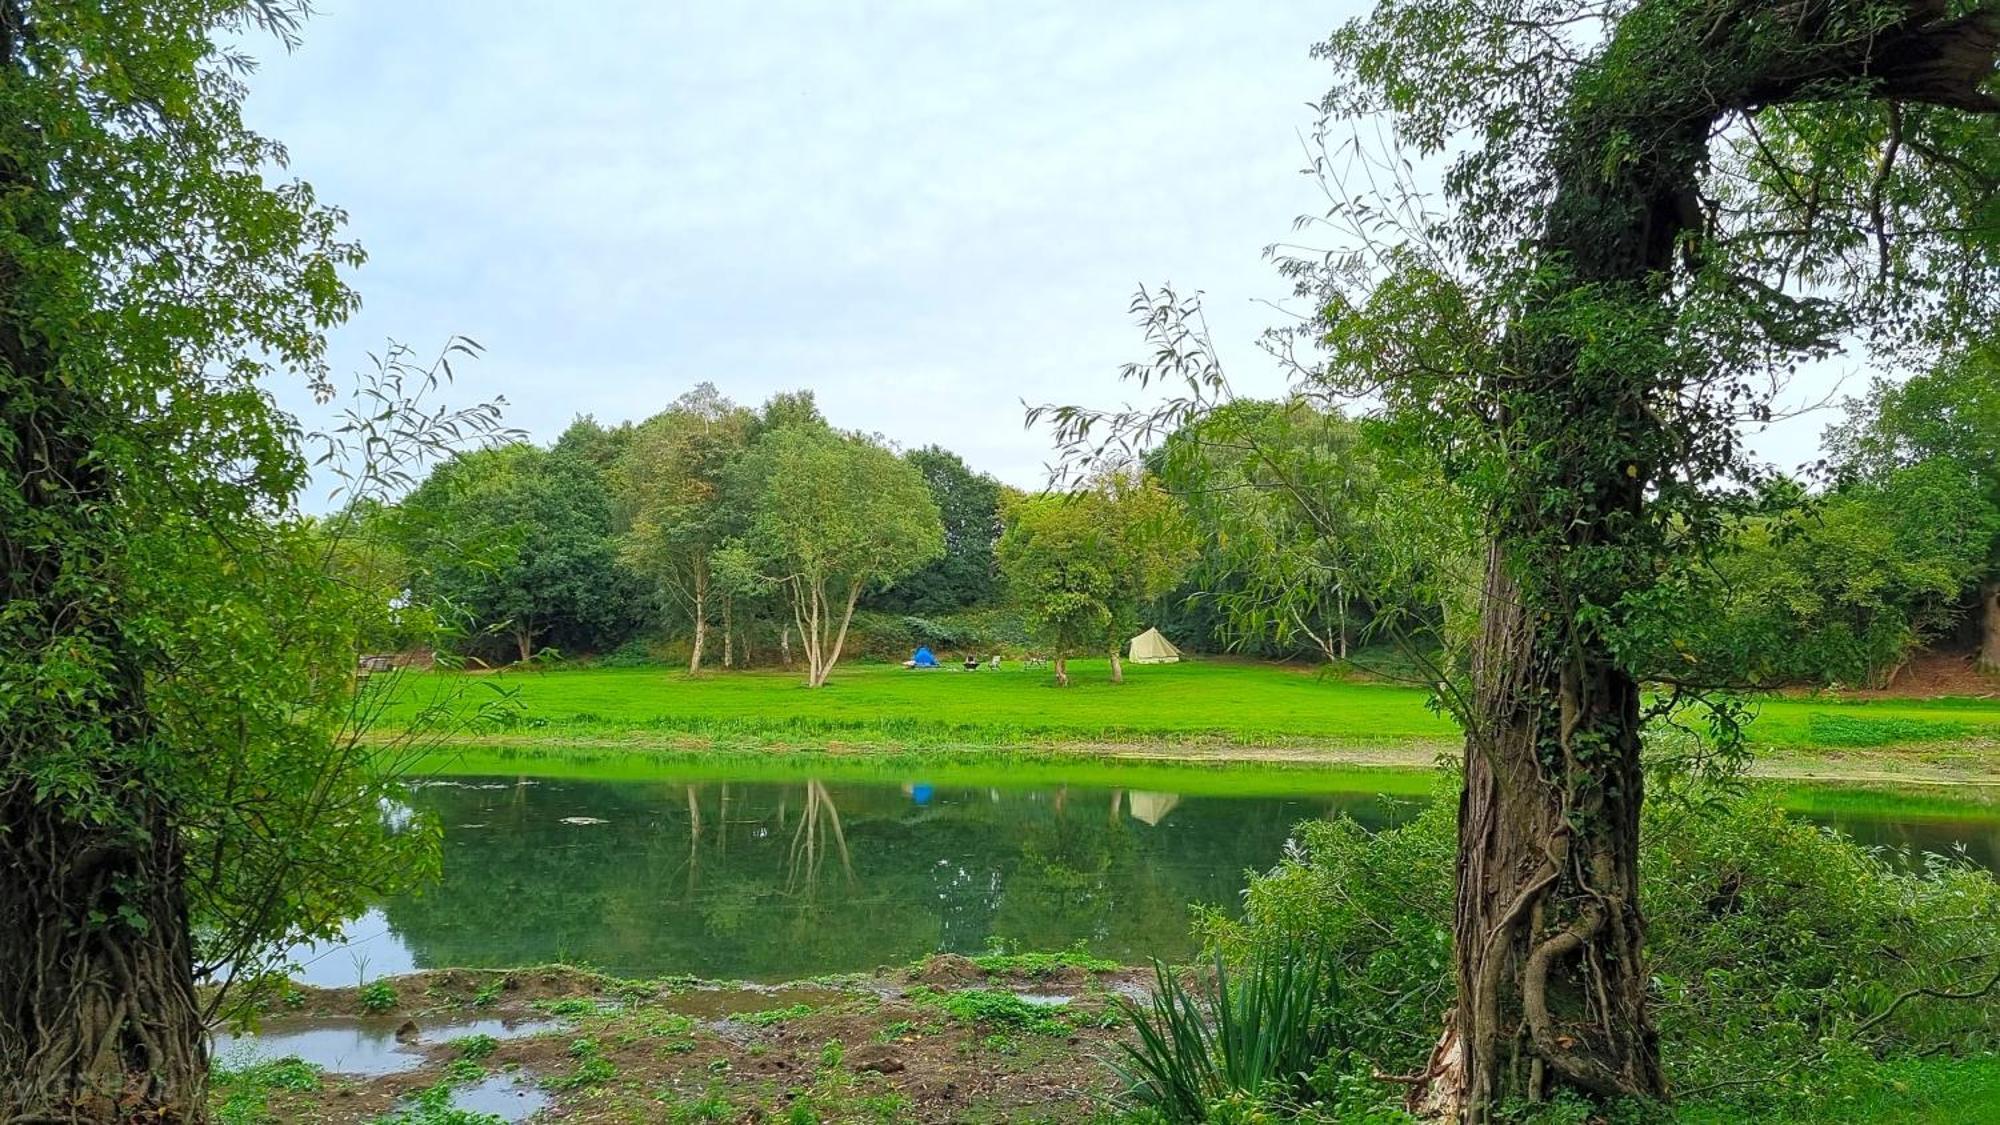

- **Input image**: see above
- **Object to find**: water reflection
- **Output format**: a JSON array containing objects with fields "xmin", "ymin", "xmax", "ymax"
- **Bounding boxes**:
[
  {"xmin": 331, "ymin": 776, "xmax": 1409, "ymax": 983},
  {"xmin": 287, "ymin": 775, "xmax": 1996, "ymax": 986}
]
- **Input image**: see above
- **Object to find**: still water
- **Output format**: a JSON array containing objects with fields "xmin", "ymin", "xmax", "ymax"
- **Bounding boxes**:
[{"xmin": 287, "ymin": 773, "xmax": 2000, "ymax": 987}]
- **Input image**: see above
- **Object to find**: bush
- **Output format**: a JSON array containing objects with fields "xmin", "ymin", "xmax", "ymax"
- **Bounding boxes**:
[
  {"xmin": 1201, "ymin": 779, "xmax": 2000, "ymax": 1116},
  {"xmin": 1113, "ymin": 945, "xmax": 1353, "ymax": 1122}
]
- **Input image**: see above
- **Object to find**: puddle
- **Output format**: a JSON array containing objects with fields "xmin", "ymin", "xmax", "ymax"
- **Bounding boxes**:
[
  {"xmin": 212, "ymin": 1015, "xmax": 559, "ymax": 1076},
  {"xmin": 1014, "ymin": 993, "xmax": 1072, "ymax": 1007},
  {"xmin": 432, "ymin": 1073, "xmax": 549, "ymax": 1123}
]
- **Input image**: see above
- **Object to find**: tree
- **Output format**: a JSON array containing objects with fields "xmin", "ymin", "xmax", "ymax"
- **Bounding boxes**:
[
  {"xmin": 618, "ymin": 385, "xmax": 754, "ymax": 673},
  {"xmin": 997, "ymin": 471, "xmax": 1193, "ymax": 685},
  {"xmin": 1660, "ymin": 470, "xmax": 1997, "ymax": 687},
  {"xmin": 1094, "ymin": 469, "xmax": 1196, "ymax": 683},
  {"xmin": 735, "ymin": 429, "xmax": 944, "ymax": 686},
  {"xmin": 864, "ymin": 446, "xmax": 1004, "ymax": 614},
  {"xmin": 1039, "ymin": 1, "xmax": 2000, "ymax": 1114},
  {"xmin": 0, "ymin": 6, "xmax": 514, "ymax": 1115},
  {"xmin": 401, "ymin": 444, "xmax": 644, "ymax": 663},
  {"xmin": 998, "ymin": 493, "xmax": 1118, "ymax": 687},
  {"xmin": 1828, "ymin": 345, "xmax": 2000, "ymax": 669},
  {"xmin": 1299, "ymin": 0, "xmax": 2000, "ymax": 1114},
  {"xmin": 1156, "ymin": 399, "xmax": 1475, "ymax": 665}
]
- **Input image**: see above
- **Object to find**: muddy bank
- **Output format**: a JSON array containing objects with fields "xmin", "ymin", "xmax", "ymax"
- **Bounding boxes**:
[{"xmin": 211, "ymin": 957, "xmax": 1150, "ymax": 1123}]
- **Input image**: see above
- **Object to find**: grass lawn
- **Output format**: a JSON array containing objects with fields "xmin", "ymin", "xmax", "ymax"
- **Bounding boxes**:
[
  {"xmin": 380, "ymin": 657, "xmax": 2000, "ymax": 771},
  {"xmin": 385, "ymin": 658, "xmax": 1461, "ymax": 747}
]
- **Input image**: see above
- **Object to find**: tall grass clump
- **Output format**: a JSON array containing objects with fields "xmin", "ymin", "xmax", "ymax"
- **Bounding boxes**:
[{"xmin": 1113, "ymin": 944, "xmax": 1353, "ymax": 1121}]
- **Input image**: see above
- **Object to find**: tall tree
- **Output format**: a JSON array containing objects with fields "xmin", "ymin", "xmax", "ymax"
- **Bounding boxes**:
[
  {"xmin": 735, "ymin": 429, "xmax": 944, "ymax": 687},
  {"xmin": 0, "ymin": 3, "xmax": 499, "ymax": 1116},
  {"xmin": 1042, "ymin": 1, "xmax": 2000, "ymax": 1115},
  {"xmin": 864, "ymin": 446, "xmax": 1004, "ymax": 614},
  {"xmin": 997, "ymin": 471, "xmax": 1193, "ymax": 685},
  {"xmin": 997, "ymin": 492, "xmax": 1118, "ymax": 687},
  {"xmin": 1094, "ymin": 468, "xmax": 1196, "ymax": 683},
  {"xmin": 1303, "ymin": 0, "xmax": 2000, "ymax": 1115},
  {"xmin": 1828, "ymin": 344, "xmax": 2000, "ymax": 669},
  {"xmin": 618, "ymin": 385, "xmax": 754, "ymax": 673}
]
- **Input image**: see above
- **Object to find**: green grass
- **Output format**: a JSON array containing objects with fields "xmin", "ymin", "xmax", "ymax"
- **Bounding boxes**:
[
  {"xmin": 387, "ymin": 659, "xmax": 1460, "ymax": 746},
  {"xmin": 381, "ymin": 657, "xmax": 2000, "ymax": 757}
]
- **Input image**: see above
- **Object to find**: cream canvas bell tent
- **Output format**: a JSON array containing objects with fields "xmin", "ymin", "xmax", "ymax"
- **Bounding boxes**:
[{"xmin": 1127, "ymin": 627, "xmax": 1181, "ymax": 664}]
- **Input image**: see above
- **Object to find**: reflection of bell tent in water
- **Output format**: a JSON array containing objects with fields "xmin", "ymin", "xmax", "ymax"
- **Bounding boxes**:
[
  {"xmin": 1124, "ymin": 790, "xmax": 1181, "ymax": 826},
  {"xmin": 1127, "ymin": 627, "xmax": 1181, "ymax": 664}
]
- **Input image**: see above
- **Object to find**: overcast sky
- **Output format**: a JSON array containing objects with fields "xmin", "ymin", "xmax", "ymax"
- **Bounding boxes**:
[{"xmin": 242, "ymin": 1, "xmax": 1854, "ymax": 500}]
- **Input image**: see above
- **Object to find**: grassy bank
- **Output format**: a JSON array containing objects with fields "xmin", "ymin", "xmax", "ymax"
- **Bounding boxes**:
[{"xmin": 377, "ymin": 659, "xmax": 2000, "ymax": 783}]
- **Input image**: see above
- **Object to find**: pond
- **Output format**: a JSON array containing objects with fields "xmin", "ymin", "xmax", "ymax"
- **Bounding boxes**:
[{"xmin": 283, "ymin": 768, "xmax": 2000, "ymax": 988}]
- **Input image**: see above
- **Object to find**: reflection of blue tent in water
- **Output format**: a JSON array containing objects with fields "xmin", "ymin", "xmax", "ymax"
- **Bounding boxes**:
[{"xmin": 907, "ymin": 647, "xmax": 939, "ymax": 668}]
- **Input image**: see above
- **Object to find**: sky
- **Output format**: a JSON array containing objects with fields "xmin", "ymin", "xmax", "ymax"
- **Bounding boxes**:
[{"xmin": 240, "ymin": 1, "xmax": 1857, "ymax": 500}]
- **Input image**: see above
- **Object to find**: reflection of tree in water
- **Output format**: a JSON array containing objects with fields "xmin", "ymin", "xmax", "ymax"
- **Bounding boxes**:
[
  {"xmin": 786, "ymin": 780, "xmax": 854, "ymax": 896},
  {"xmin": 380, "ymin": 778, "xmax": 1357, "ymax": 979}
]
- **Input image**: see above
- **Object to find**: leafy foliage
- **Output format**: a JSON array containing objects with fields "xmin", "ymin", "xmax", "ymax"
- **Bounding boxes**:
[
  {"xmin": 997, "ymin": 469, "xmax": 1195, "ymax": 684},
  {"xmin": 1113, "ymin": 945, "xmax": 1352, "ymax": 1122},
  {"xmin": 1205, "ymin": 786, "xmax": 2000, "ymax": 1114},
  {"xmin": 399, "ymin": 443, "xmax": 648, "ymax": 662}
]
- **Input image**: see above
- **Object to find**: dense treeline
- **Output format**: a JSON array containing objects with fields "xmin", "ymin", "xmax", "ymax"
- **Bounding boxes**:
[{"xmin": 372, "ymin": 352, "xmax": 1999, "ymax": 691}]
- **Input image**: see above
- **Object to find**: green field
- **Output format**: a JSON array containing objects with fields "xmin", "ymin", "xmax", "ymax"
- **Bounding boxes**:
[{"xmin": 382, "ymin": 657, "xmax": 2000, "ymax": 764}]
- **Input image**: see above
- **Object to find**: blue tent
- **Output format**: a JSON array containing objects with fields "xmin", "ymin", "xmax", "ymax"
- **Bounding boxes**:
[{"xmin": 910, "ymin": 646, "xmax": 938, "ymax": 668}]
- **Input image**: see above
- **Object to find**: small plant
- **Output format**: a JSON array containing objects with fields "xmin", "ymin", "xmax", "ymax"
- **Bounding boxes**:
[
  {"xmin": 533, "ymin": 996, "xmax": 600, "ymax": 1018},
  {"xmin": 915, "ymin": 987, "xmax": 1071, "ymax": 1035},
  {"xmin": 470, "ymin": 981, "xmax": 503, "ymax": 1008},
  {"xmin": 451, "ymin": 1033, "xmax": 498, "ymax": 1061},
  {"xmin": 358, "ymin": 981, "xmax": 398, "ymax": 1014},
  {"xmin": 969, "ymin": 943, "xmax": 1120, "ymax": 976},
  {"xmin": 211, "ymin": 1054, "xmax": 322, "ymax": 1125},
  {"xmin": 369, "ymin": 1080, "xmax": 505, "ymax": 1125},
  {"xmin": 669, "ymin": 1086, "xmax": 731, "ymax": 1124},
  {"xmin": 1112, "ymin": 945, "xmax": 1348, "ymax": 1123},
  {"xmin": 818, "ymin": 1038, "xmax": 845, "ymax": 1070},
  {"xmin": 546, "ymin": 1037, "xmax": 616, "ymax": 1090}
]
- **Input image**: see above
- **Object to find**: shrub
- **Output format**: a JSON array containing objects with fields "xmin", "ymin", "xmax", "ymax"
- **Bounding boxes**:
[
  {"xmin": 1203, "ymin": 779, "xmax": 2000, "ymax": 1114},
  {"xmin": 1112, "ymin": 945, "xmax": 1352, "ymax": 1122},
  {"xmin": 358, "ymin": 981, "xmax": 398, "ymax": 1013}
]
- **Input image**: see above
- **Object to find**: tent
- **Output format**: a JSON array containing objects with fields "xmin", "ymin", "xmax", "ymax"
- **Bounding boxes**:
[
  {"xmin": 909, "ymin": 646, "xmax": 939, "ymax": 668},
  {"xmin": 1127, "ymin": 627, "xmax": 1181, "ymax": 664}
]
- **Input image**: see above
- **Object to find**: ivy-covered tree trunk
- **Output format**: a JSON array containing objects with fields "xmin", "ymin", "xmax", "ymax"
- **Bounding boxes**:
[
  {"xmin": 1432, "ymin": 3, "xmax": 2000, "ymax": 1118},
  {"xmin": 0, "ymin": 240, "xmax": 206, "ymax": 1116}
]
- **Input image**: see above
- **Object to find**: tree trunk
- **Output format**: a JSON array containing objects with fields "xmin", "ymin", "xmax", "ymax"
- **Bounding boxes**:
[
  {"xmin": 781, "ymin": 624, "xmax": 793, "ymax": 667},
  {"xmin": 688, "ymin": 565, "xmax": 709, "ymax": 675},
  {"xmin": 514, "ymin": 627, "xmax": 533, "ymax": 664},
  {"xmin": 1, "ymin": 134, "xmax": 207, "ymax": 1112},
  {"xmin": 1, "ymin": 790, "xmax": 208, "ymax": 1119},
  {"xmin": 1980, "ymin": 580, "xmax": 2000, "ymax": 673},
  {"xmin": 811, "ymin": 582, "xmax": 864, "ymax": 688},
  {"xmin": 721, "ymin": 595, "xmax": 734, "ymax": 670},
  {"xmin": 1338, "ymin": 588, "xmax": 1350, "ymax": 660},
  {"xmin": 1109, "ymin": 650, "xmax": 1124, "ymax": 684},
  {"xmin": 1053, "ymin": 654, "xmax": 1069, "ymax": 687},
  {"xmin": 1421, "ymin": 6, "xmax": 2000, "ymax": 1118},
  {"xmin": 1439, "ymin": 551, "xmax": 1658, "ymax": 1118}
]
